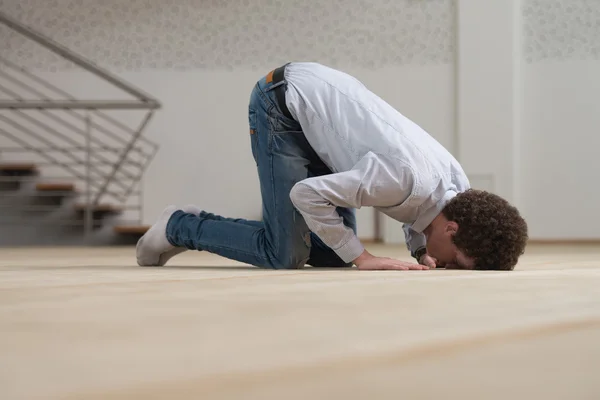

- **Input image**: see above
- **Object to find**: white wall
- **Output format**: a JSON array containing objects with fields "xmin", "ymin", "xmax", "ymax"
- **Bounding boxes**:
[
  {"xmin": 456, "ymin": 0, "xmax": 521, "ymax": 203},
  {"xmin": 520, "ymin": 0, "xmax": 600, "ymax": 239},
  {"xmin": 521, "ymin": 61, "xmax": 600, "ymax": 238}
]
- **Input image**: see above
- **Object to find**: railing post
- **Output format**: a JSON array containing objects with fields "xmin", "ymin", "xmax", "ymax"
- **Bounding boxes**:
[
  {"xmin": 84, "ymin": 113, "xmax": 92, "ymax": 243},
  {"xmin": 139, "ymin": 177, "xmax": 144, "ymax": 225}
]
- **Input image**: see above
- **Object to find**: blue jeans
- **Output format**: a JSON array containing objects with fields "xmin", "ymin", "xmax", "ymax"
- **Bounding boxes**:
[{"xmin": 165, "ymin": 71, "xmax": 356, "ymax": 269}]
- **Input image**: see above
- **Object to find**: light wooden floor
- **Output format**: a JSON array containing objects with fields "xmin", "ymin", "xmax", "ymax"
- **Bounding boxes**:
[{"xmin": 1, "ymin": 243, "xmax": 599, "ymax": 400}]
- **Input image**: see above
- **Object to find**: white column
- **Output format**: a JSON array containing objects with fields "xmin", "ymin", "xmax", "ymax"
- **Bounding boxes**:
[{"xmin": 456, "ymin": 0, "xmax": 522, "ymax": 203}]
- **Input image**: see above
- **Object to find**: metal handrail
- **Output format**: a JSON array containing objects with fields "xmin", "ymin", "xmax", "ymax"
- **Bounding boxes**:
[
  {"xmin": 0, "ymin": 10, "xmax": 160, "ymax": 106},
  {"xmin": 0, "ymin": 189, "xmax": 141, "ymax": 196},
  {"xmin": 16, "ymin": 110, "xmax": 144, "ymax": 172},
  {"xmin": 0, "ymin": 113, "xmax": 131, "ymax": 185},
  {"xmin": 0, "ymin": 57, "xmax": 155, "ymax": 199},
  {"xmin": 1, "ymin": 146, "xmax": 140, "ymax": 153},
  {"xmin": 0, "ymin": 219, "xmax": 144, "ymax": 226},
  {"xmin": 0, "ymin": 11, "xmax": 161, "ymax": 239},
  {"xmin": 0, "ymin": 58, "xmax": 157, "ymax": 150},
  {"xmin": 0, "ymin": 100, "xmax": 160, "ymax": 110},
  {"xmin": 0, "ymin": 126, "xmax": 113, "ymax": 192}
]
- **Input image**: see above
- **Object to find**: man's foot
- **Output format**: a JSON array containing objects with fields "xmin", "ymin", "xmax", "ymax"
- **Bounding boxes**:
[
  {"xmin": 155, "ymin": 204, "xmax": 202, "ymax": 266},
  {"xmin": 135, "ymin": 204, "xmax": 201, "ymax": 266},
  {"xmin": 136, "ymin": 205, "xmax": 179, "ymax": 266}
]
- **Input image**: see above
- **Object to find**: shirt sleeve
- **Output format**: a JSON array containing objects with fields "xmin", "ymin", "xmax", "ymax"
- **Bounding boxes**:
[
  {"xmin": 289, "ymin": 151, "xmax": 416, "ymax": 263},
  {"xmin": 402, "ymin": 223, "xmax": 427, "ymax": 257}
]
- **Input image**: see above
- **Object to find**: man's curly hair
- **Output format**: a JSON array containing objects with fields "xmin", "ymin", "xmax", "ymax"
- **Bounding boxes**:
[{"xmin": 441, "ymin": 189, "xmax": 528, "ymax": 271}]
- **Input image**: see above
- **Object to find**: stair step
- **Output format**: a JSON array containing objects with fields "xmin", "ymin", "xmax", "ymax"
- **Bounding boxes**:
[
  {"xmin": 74, "ymin": 203, "xmax": 123, "ymax": 213},
  {"xmin": 0, "ymin": 163, "xmax": 38, "ymax": 174},
  {"xmin": 113, "ymin": 225, "xmax": 150, "ymax": 235},
  {"xmin": 36, "ymin": 182, "xmax": 75, "ymax": 192}
]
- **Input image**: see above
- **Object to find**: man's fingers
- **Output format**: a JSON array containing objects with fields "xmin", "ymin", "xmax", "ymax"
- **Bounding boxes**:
[
  {"xmin": 421, "ymin": 257, "xmax": 435, "ymax": 268},
  {"xmin": 394, "ymin": 262, "xmax": 428, "ymax": 270},
  {"xmin": 357, "ymin": 257, "xmax": 431, "ymax": 271},
  {"xmin": 388, "ymin": 262, "xmax": 409, "ymax": 270},
  {"xmin": 419, "ymin": 255, "xmax": 437, "ymax": 268}
]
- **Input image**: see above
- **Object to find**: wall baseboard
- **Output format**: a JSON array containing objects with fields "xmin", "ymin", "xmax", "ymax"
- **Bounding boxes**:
[
  {"xmin": 360, "ymin": 238, "xmax": 600, "ymax": 246},
  {"xmin": 527, "ymin": 239, "xmax": 600, "ymax": 245},
  {"xmin": 358, "ymin": 238, "xmax": 383, "ymax": 244}
]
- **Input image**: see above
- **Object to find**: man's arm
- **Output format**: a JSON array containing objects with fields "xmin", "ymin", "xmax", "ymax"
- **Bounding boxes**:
[{"xmin": 289, "ymin": 152, "xmax": 426, "ymax": 269}]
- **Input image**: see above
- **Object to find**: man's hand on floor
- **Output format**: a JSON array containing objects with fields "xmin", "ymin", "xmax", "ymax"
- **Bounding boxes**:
[
  {"xmin": 419, "ymin": 254, "xmax": 438, "ymax": 269},
  {"xmin": 354, "ymin": 250, "xmax": 429, "ymax": 271}
]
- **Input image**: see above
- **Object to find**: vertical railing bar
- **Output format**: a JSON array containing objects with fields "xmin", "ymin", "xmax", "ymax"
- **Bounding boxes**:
[
  {"xmin": 139, "ymin": 177, "xmax": 144, "ymax": 226},
  {"xmin": 84, "ymin": 113, "xmax": 93, "ymax": 243},
  {"xmin": 121, "ymin": 141, "xmax": 159, "ymax": 201}
]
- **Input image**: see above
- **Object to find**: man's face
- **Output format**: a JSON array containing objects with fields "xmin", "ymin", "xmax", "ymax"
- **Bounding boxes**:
[{"xmin": 425, "ymin": 222, "xmax": 475, "ymax": 269}]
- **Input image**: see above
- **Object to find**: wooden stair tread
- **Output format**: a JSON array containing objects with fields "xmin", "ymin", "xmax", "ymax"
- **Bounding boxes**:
[
  {"xmin": 0, "ymin": 163, "xmax": 37, "ymax": 172},
  {"xmin": 113, "ymin": 225, "xmax": 150, "ymax": 234},
  {"xmin": 74, "ymin": 203, "xmax": 123, "ymax": 213},
  {"xmin": 36, "ymin": 182, "xmax": 75, "ymax": 192}
]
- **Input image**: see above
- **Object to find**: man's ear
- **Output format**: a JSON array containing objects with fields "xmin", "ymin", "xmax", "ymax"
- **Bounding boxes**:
[{"xmin": 445, "ymin": 221, "xmax": 459, "ymax": 235}]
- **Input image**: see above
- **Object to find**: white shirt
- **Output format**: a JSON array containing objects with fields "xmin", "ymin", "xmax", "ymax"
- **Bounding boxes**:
[{"xmin": 284, "ymin": 62, "xmax": 470, "ymax": 263}]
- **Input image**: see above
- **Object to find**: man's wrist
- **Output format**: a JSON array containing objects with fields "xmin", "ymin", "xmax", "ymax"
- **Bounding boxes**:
[
  {"xmin": 353, "ymin": 249, "xmax": 374, "ymax": 267},
  {"xmin": 412, "ymin": 246, "xmax": 427, "ymax": 262}
]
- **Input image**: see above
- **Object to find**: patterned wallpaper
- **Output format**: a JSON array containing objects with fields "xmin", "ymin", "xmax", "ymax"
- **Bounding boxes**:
[
  {"xmin": 523, "ymin": 0, "xmax": 600, "ymax": 62},
  {"xmin": 0, "ymin": 0, "xmax": 455, "ymax": 71}
]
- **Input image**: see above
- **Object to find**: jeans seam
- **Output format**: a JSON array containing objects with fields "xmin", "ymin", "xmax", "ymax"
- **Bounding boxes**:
[
  {"xmin": 200, "ymin": 242, "xmax": 271, "ymax": 264},
  {"xmin": 268, "ymin": 123, "xmax": 279, "ymax": 260},
  {"xmin": 256, "ymin": 81, "xmax": 278, "ymax": 113}
]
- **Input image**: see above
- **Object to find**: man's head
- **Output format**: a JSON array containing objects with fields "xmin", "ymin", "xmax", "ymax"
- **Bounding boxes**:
[{"xmin": 423, "ymin": 189, "xmax": 528, "ymax": 270}]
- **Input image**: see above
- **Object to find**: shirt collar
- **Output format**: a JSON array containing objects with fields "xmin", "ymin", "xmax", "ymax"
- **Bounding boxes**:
[{"xmin": 411, "ymin": 190, "xmax": 458, "ymax": 233}]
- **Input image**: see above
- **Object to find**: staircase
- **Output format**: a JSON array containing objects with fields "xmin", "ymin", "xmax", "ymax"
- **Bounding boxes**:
[{"xmin": 0, "ymin": 11, "xmax": 160, "ymax": 246}]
